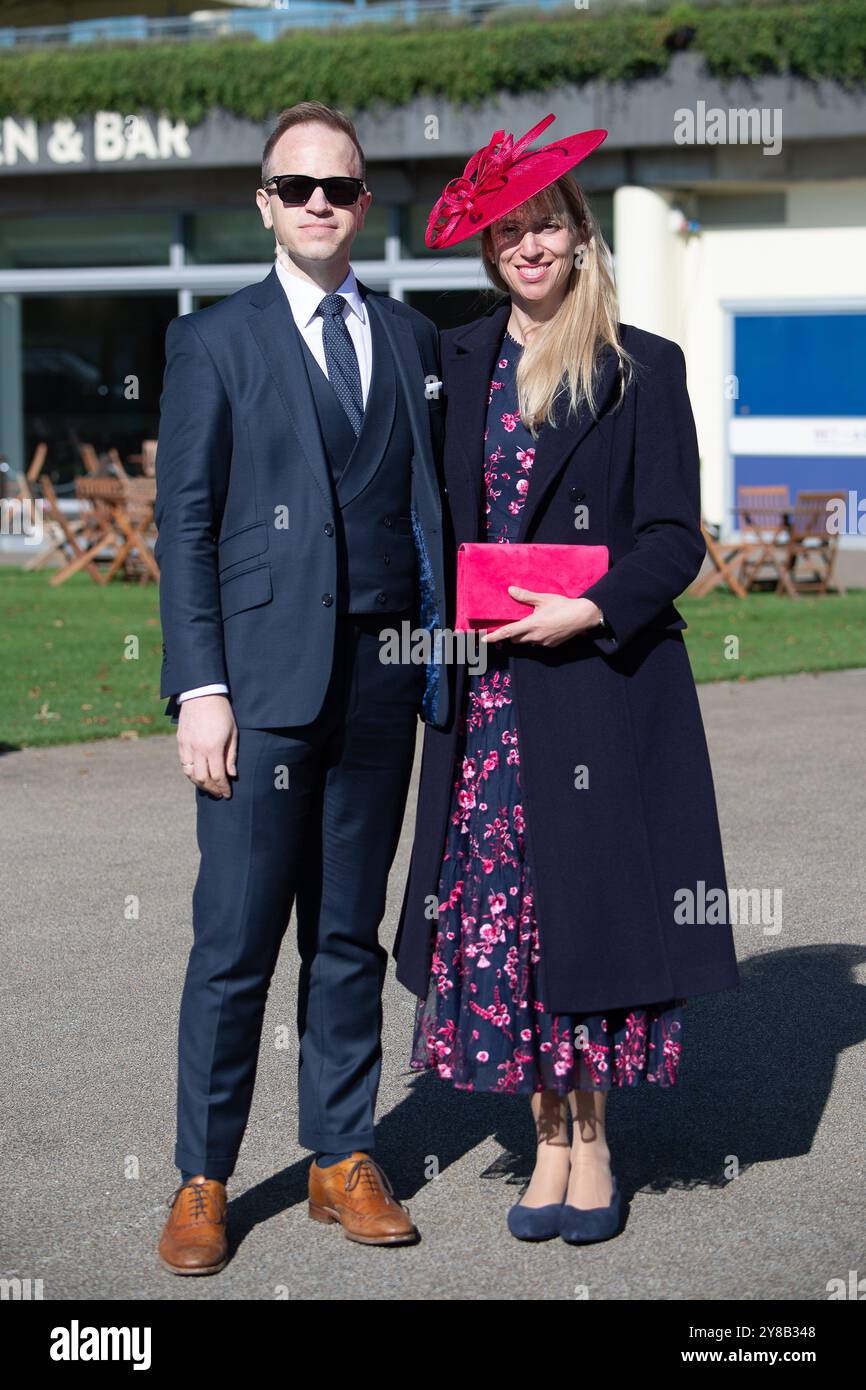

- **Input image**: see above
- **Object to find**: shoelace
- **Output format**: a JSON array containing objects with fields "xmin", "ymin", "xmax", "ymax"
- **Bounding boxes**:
[
  {"xmin": 344, "ymin": 1156, "xmax": 395, "ymax": 1199},
  {"xmin": 167, "ymin": 1179, "xmax": 219, "ymax": 1220}
]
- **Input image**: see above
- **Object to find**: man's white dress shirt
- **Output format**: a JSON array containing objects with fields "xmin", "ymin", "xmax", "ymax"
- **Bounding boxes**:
[{"xmin": 177, "ymin": 259, "xmax": 372, "ymax": 705}]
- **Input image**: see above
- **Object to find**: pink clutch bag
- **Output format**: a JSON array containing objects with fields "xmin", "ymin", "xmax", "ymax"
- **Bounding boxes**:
[{"xmin": 455, "ymin": 542, "xmax": 609, "ymax": 632}]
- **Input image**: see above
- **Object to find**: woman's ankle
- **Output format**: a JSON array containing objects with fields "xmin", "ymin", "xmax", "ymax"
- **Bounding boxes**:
[
  {"xmin": 569, "ymin": 1140, "xmax": 611, "ymax": 1168},
  {"xmin": 519, "ymin": 1139, "xmax": 568, "ymax": 1202}
]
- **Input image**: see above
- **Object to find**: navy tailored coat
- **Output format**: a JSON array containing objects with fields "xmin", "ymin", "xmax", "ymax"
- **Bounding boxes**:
[{"xmin": 393, "ymin": 298, "xmax": 740, "ymax": 1014}]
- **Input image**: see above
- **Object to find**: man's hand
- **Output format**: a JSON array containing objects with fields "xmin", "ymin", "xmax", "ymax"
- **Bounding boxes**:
[
  {"xmin": 177, "ymin": 694, "xmax": 238, "ymax": 798},
  {"xmin": 481, "ymin": 588, "xmax": 603, "ymax": 648}
]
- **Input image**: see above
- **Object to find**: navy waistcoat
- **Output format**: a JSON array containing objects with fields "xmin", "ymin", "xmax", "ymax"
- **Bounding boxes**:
[{"xmin": 296, "ymin": 308, "xmax": 418, "ymax": 616}]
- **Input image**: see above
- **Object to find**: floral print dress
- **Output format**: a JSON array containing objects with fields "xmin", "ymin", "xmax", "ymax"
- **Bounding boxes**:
[{"xmin": 410, "ymin": 330, "xmax": 686, "ymax": 1095}]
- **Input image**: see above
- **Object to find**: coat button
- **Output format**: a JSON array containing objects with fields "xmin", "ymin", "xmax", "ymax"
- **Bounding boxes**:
[
  {"xmin": 323, "ymin": 521, "xmax": 334, "ymax": 537},
  {"xmin": 322, "ymin": 593, "xmax": 333, "ymax": 607},
  {"xmin": 383, "ymin": 515, "xmax": 392, "ymax": 528},
  {"xmin": 376, "ymin": 591, "xmax": 388, "ymax": 605},
  {"xmin": 570, "ymin": 487, "xmax": 585, "ymax": 502},
  {"xmin": 383, "ymin": 554, "xmax": 391, "ymax": 565}
]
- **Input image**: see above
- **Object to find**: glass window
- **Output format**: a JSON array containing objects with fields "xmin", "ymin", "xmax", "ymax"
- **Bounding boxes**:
[
  {"xmin": 346, "ymin": 202, "xmax": 390, "ymax": 261},
  {"xmin": 587, "ymin": 192, "xmax": 614, "ymax": 253},
  {"xmin": 0, "ymin": 214, "xmax": 174, "ymax": 268},
  {"xmin": 186, "ymin": 210, "xmax": 274, "ymax": 266},
  {"xmin": 694, "ymin": 193, "xmax": 786, "ymax": 228},
  {"xmin": 22, "ymin": 293, "xmax": 176, "ymax": 484},
  {"xmin": 407, "ymin": 203, "xmax": 479, "ymax": 258},
  {"xmin": 404, "ymin": 289, "xmax": 501, "ymax": 332},
  {"xmin": 187, "ymin": 202, "xmax": 389, "ymax": 264}
]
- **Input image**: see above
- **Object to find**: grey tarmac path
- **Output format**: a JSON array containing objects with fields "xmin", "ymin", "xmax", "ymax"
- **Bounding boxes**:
[{"xmin": 2, "ymin": 667, "xmax": 865, "ymax": 1301}]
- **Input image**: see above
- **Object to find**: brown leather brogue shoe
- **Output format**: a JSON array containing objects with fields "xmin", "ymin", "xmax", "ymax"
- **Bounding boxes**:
[
  {"xmin": 158, "ymin": 1176, "xmax": 229, "ymax": 1275},
  {"xmin": 308, "ymin": 1153, "xmax": 418, "ymax": 1245}
]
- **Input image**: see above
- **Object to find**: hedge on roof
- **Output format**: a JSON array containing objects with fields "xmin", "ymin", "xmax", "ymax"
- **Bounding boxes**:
[{"xmin": 0, "ymin": 1, "xmax": 864, "ymax": 123}]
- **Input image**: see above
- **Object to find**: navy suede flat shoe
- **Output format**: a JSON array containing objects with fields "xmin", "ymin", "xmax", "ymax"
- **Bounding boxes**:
[
  {"xmin": 559, "ymin": 1175, "xmax": 624, "ymax": 1245},
  {"xmin": 506, "ymin": 1199, "xmax": 564, "ymax": 1241}
]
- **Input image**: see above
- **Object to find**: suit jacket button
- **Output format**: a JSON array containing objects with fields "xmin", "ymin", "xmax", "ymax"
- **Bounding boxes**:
[
  {"xmin": 376, "ymin": 591, "xmax": 388, "ymax": 605},
  {"xmin": 323, "ymin": 522, "xmax": 334, "ymax": 537},
  {"xmin": 570, "ymin": 487, "xmax": 585, "ymax": 502},
  {"xmin": 383, "ymin": 554, "xmax": 391, "ymax": 565},
  {"xmin": 322, "ymin": 593, "xmax": 333, "ymax": 607},
  {"xmin": 383, "ymin": 515, "xmax": 392, "ymax": 528}
]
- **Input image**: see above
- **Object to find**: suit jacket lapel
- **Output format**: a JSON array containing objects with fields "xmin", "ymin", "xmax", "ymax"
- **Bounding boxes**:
[
  {"xmin": 248, "ymin": 267, "xmax": 444, "ymax": 530},
  {"xmin": 334, "ymin": 299, "xmax": 396, "ymax": 508},
  {"xmin": 246, "ymin": 265, "xmax": 334, "ymax": 510}
]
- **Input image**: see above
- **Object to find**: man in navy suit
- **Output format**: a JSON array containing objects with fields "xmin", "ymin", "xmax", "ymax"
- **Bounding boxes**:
[{"xmin": 155, "ymin": 102, "xmax": 448, "ymax": 1272}]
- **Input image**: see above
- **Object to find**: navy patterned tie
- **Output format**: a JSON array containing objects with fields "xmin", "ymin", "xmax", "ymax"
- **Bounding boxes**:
[{"xmin": 317, "ymin": 292, "xmax": 364, "ymax": 436}]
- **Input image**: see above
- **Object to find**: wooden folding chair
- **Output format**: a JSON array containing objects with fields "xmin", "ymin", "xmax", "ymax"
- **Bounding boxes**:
[
  {"xmin": 107, "ymin": 447, "xmax": 130, "ymax": 481},
  {"xmin": 49, "ymin": 476, "xmax": 125, "ymax": 585},
  {"xmin": 39, "ymin": 474, "xmax": 105, "ymax": 583},
  {"xmin": 8, "ymin": 441, "xmax": 47, "ymax": 513},
  {"xmin": 78, "ymin": 442, "xmax": 104, "ymax": 476},
  {"xmin": 735, "ymin": 485, "xmax": 798, "ymax": 596},
  {"xmin": 689, "ymin": 517, "xmax": 749, "ymax": 598},
  {"xmin": 23, "ymin": 441, "xmax": 47, "ymax": 491},
  {"xmin": 101, "ymin": 476, "xmax": 160, "ymax": 585},
  {"xmin": 780, "ymin": 490, "xmax": 848, "ymax": 596},
  {"xmin": 126, "ymin": 439, "xmax": 158, "ymax": 477},
  {"xmin": 9, "ymin": 443, "xmax": 47, "ymax": 564}
]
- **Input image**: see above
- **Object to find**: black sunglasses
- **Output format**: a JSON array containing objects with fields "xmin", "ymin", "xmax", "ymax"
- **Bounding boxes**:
[{"xmin": 263, "ymin": 174, "xmax": 366, "ymax": 207}]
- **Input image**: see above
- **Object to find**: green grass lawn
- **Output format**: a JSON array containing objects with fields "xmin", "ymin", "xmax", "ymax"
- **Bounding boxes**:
[
  {"xmin": 1, "ymin": 570, "xmax": 865, "ymax": 750},
  {"xmin": 1, "ymin": 569, "xmax": 165, "ymax": 751},
  {"xmin": 678, "ymin": 586, "xmax": 866, "ymax": 683}
]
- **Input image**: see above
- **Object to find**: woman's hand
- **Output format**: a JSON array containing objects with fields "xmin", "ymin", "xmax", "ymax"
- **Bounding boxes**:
[{"xmin": 482, "ymin": 587, "xmax": 604, "ymax": 647}]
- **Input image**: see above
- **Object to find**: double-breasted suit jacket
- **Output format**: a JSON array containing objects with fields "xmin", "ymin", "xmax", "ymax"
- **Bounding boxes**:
[{"xmin": 393, "ymin": 297, "xmax": 740, "ymax": 1014}]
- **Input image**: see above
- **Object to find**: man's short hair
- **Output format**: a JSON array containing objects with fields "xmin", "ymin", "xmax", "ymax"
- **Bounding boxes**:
[{"xmin": 261, "ymin": 102, "xmax": 366, "ymax": 185}]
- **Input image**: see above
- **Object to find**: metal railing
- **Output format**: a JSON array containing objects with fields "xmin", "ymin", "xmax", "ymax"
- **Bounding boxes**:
[{"xmin": 0, "ymin": 1, "xmax": 577, "ymax": 48}]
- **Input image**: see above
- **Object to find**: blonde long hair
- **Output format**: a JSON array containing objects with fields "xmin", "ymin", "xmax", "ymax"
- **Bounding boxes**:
[{"xmin": 480, "ymin": 176, "xmax": 635, "ymax": 436}]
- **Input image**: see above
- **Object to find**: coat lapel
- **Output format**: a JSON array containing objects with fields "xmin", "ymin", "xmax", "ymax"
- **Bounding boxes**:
[
  {"xmin": 444, "ymin": 299, "xmax": 622, "ymax": 541},
  {"xmin": 442, "ymin": 299, "xmax": 511, "ymax": 539},
  {"xmin": 515, "ymin": 341, "xmax": 621, "ymax": 540}
]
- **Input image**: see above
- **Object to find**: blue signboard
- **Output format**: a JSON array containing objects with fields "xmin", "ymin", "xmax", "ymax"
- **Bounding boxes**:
[{"xmin": 731, "ymin": 312, "xmax": 866, "ymax": 511}]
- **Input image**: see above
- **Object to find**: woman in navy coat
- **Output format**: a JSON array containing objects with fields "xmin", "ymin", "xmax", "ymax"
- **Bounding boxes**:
[{"xmin": 392, "ymin": 115, "xmax": 740, "ymax": 1243}]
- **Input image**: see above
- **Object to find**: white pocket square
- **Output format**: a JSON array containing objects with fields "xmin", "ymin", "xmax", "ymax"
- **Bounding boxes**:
[{"xmin": 424, "ymin": 376, "xmax": 443, "ymax": 401}]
